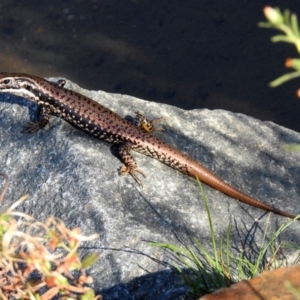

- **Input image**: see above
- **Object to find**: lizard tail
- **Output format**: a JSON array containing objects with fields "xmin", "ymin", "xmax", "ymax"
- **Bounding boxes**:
[{"xmin": 186, "ymin": 162, "xmax": 299, "ymax": 221}]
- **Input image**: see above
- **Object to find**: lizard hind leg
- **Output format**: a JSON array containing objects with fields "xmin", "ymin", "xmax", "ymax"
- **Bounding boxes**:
[{"xmin": 118, "ymin": 142, "xmax": 146, "ymax": 186}]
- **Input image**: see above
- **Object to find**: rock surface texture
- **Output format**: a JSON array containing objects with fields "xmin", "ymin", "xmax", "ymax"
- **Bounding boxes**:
[{"xmin": 0, "ymin": 79, "xmax": 300, "ymax": 299}]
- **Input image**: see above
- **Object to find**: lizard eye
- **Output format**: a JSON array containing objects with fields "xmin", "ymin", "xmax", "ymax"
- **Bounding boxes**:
[{"xmin": 3, "ymin": 79, "xmax": 10, "ymax": 84}]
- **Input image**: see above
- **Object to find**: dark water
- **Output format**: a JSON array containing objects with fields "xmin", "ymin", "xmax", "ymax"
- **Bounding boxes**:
[{"xmin": 1, "ymin": 0, "xmax": 300, "ymax": 131}]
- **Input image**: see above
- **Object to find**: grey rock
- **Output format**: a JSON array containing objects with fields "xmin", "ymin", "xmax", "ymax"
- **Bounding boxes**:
[{"xmin": 0, "ymin": 79, "xmax": 300, "ymax": 299}]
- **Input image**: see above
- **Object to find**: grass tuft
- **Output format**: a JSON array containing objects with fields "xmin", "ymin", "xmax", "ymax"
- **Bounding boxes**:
[{"xmin": 150, "ymin": 178, "xmax": 300, "ymax": 299}]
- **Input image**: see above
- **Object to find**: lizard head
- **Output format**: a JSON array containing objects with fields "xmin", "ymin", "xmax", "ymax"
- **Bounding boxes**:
[{"xmin": 0, "ymin": 72, "xmax": 41, "ymax": 102}]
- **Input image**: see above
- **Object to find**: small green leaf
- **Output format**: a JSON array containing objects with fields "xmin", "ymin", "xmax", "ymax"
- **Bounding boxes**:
[
  {"xmin": 283, "ymin": 9, "xmax": 291, "ymax": 26},
  {"xmin": 269, "ymin": 71, "xmax": 300, "ymax": 87},
  {"xmin": 287, "ymin": 58, "xmax": 300, "ymax": 70},
  {"xmin": 0, "ymin": 213, "xmax": 10, "ymax": 222},
  {"xmin": 80, "ymin": 289, "xmax": 95, "ymax": 300},
  {"xmin": 28, "ymin": 291, "xmax": 41, "ymax": 300},
  {"xmin": 291, "ymin": 14, "xmax": 300, "ymax": 37},
  {"xmin": 271, "ymin": 35, "xmax": 294, "ymax": 43},
  {"xmin": 81, "ymin": 253, "xmax": 100, "ymax": 268},
  {"xmin": 55, "ymin": 273, "xmax": 68, "ymax": 285},
  {"xmin": 257, "ymin": 22, "xmax": 274, "ymax": 28}
]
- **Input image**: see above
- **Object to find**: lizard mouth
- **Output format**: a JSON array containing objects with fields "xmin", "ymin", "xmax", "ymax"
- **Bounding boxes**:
[{"xmin": 0, "ymin": 86, "xmax": 39, "ymax": 102}]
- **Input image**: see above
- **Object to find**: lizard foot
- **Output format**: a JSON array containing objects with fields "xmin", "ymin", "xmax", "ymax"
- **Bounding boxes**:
[
  {"xmin": 22, "ymin": 117, "xmax": 49, "ymax": 134},
  {"xmin": 120, "ymin": 166, "xmax": 146, "ymax": 186},
  {"xmin": 22, "ymin": 121, "xmax": 42, "ymax": 134}
]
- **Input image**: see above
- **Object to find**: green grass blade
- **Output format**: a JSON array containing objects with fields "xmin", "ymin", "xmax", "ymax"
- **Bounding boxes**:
[
  {"xmin": 285, "ymin": 282, "xmax": 300, "ymax": 297},
  {"xmin": 196, "ymin": 178, "xmax": 219, "ymax": 270},
  {"xmin": 283, "ymin": 144, "xmax": 300, "ymax": 151}
]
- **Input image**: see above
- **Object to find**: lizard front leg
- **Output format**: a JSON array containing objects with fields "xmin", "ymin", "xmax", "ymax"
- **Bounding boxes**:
[
  {"xmin": 54, "ymin": 79, "xmax": 66, "ymax": 88},
  {"xmin": 22, "ymin": 105, "xmax": 52, "ymax": 133},
  {"xmin": 134, "ymin": 111, "xmax": 165, "ymax": 133},
  {"xmin": 118, "ymin": 142, "xmax": 146, "ymax": 186},
  {"xmin": 23, "ymin": 78, "xmax": 65, "ymax": 132}
]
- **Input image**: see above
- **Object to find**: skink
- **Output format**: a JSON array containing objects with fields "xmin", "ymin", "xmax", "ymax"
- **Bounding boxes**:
[{"xmin": 0, "ymin": 72, "xmax": 298, "ymax": 220}]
